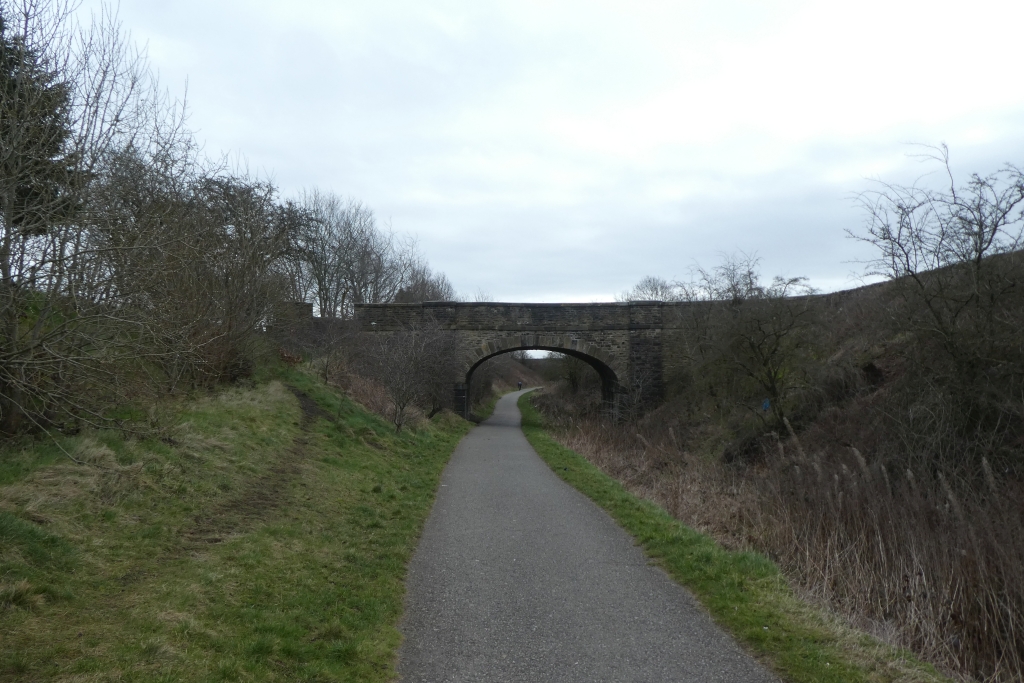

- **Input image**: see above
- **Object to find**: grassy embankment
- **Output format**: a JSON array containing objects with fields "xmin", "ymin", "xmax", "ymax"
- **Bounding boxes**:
[
  {"xmin": 0, "ymin": 368, "xmax": 469, "ymax": 682},
  {"xmin": 519, "ymin": 392, "xmax": 950, "ymax": 683},
  {"xmin": 470, "ymin": 389, "xmax": 510, "ymax": 423}
]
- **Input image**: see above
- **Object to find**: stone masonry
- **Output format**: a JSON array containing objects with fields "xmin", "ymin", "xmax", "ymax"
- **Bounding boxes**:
[{"xmin": 355, "ymin": 301, "xmax": 693, "ymax": 417}]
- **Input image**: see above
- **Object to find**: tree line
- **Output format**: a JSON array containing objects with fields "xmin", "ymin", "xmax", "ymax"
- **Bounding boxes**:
[
  {"xmin": 615, "ymin": 145, "xmax": 1024, "ymax": 473},
  {"xmin": 0, "ymin": 0, "xmax": 458, "ymax": 436}
]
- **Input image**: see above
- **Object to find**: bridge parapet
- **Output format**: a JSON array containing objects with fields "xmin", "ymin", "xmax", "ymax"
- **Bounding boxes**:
[{"xmin": 355, "ymin": 301, "xmax": 686, "ymax": 332}]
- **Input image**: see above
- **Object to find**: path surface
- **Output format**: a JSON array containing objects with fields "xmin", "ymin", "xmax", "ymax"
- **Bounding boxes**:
[{"xmin": 398, "ymin": 390, "xmax": 777, "ymax": 682}]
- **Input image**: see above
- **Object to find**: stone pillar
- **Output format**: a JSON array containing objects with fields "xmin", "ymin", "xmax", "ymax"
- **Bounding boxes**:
[{"xmin": 627, "ymin": 332, "xmax": 664, "ymax": 405}]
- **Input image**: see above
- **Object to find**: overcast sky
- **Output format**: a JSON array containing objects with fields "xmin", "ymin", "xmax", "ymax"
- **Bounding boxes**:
[{"xmin": 82, "ymin": 0, "xmax": 1024, "ymax": 301}]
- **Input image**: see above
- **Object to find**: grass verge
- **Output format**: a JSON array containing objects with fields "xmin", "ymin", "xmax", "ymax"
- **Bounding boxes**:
[
  {"xmin": 470, "ymin": 388, "xmax": 514, "ymax": 423},
  {"xmin": 518, "ymin": 393, "xmax": 950, "ymax": 683},
  {"xmin": 0, "ymin": 369, "xmax": 470, "ymax": 682}
]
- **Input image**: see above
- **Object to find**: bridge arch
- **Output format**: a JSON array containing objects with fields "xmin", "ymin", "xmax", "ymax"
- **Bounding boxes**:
[{"xmin": 463, "ymin": 334, "xmax": 621, "ymax": 408}]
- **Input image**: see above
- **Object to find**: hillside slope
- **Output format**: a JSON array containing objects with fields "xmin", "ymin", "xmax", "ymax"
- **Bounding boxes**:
[{"xmin": 0, "ymin": 370, "xmax": 469, "ymax": 682}]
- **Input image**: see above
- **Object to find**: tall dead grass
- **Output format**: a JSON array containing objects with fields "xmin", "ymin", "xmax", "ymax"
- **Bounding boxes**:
[{"xmin": 535, "ymin": 391, "xmax": 1024, "ymax": 683}]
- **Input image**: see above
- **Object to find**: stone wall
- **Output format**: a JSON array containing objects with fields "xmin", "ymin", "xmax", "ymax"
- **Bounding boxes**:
[
  {"xmin": 356, "ymin": 301, "xmax": 644, "ymax": 332},
  {"xmin": 355, "ymin": 301, "xmax": 698, "ymax": 416}
]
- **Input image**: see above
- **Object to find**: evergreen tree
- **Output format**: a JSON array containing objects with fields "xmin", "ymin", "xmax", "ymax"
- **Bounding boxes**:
[{"xmin": 0, "ymin": 9, "xmax": 78, "ymax": 238}]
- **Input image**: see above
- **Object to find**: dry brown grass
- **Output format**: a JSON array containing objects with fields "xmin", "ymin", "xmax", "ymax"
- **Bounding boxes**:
[{"xmin": 534, "ymin": 390, "xmax": 1024, "ymax": 683}]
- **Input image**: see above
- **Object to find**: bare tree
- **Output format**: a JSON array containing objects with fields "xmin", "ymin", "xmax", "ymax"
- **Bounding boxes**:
[
  {"xmin": 854, "ymin": 146, "xmax": 1024, "ymax": 384},
  {"xmin": 360, "ymin": 321, "xmax": 462, "ymax": 431},
  {"xmin": 394, "ymin": 261, "xmax": 457, "ymax": 303},
  {"xmin": 91, "ymin": 147, "xmax": 292, "ymax": 389},
  {"xmin": 344, "ymin": 217, "xmax": 417, "ymax": 308},
  {"xmin": 717, "ymin": 275, "xmax": 816, "ymax": 426},
  {"xmin": 549, "ymin": 352, "xmax": 590, "ymax": 394},
  {"xmin": 0, "ymin": 0, "xmax": 462, "ymax": 437},
  {"xmin": 664, "ymin": 255, "xmax": 817, "ymax": 426},
  {"xmin": 853, "ymin": 145, "xmax": 1024, "ymax": 455},
  {"xmin": 290, "ymin": 190, "xmax": 361, "ymax": 318},
  {"xmin": 0, "ymin": 0, "xmax": 168, "ymax": 431},
  {"xmin": 276, "ymin": 199, "xmax": 315, "ymax": 305},
  {"xmin": 285, "ymin": 189, "xmax": 440, "ymax": 316},
  {"xmin": 616, "ymin": 275, "xmax": 680, "ymax": 302}
]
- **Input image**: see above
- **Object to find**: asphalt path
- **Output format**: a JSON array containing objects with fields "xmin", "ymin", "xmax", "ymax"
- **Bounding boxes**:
[{"xmin": 398, "ymin": 389, "xmax": 777, "ymax": 682}]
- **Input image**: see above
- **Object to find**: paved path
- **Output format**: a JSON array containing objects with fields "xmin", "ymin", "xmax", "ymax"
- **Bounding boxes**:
[{"xmin": 398, "ymin": 390, "xmax": 777, "ymax": 682}]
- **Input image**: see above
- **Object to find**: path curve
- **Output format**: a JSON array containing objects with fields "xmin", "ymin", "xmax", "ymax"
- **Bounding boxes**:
[{"xmin": 398, "ymin": 390, "xmax": 777, "ymax": 682}]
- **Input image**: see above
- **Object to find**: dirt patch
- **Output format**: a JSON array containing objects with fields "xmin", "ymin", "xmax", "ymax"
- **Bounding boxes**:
[
  {"xmin": 288, "ymin": 386, "xmax": 335, "ymax": 427},
  {"xmin": 183, "ymin": 385, "xmax": 329, "ymax": 545}
]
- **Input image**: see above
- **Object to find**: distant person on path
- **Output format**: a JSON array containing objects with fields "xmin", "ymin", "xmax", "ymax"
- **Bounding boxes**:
[{"xmin": 517, "ymin": 381, "xmax": 523, "ymax": 390}]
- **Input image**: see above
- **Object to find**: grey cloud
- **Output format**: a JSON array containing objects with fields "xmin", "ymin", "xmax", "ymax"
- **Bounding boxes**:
[{"xmin": 88, "ymin": 0, "xmax": 1024, "ymax": 302}]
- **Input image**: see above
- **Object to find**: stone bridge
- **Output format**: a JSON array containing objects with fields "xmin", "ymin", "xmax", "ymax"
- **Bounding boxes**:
[{"xmin": 354, "ymin": 301, "xmax": 691, "ymax": 418}]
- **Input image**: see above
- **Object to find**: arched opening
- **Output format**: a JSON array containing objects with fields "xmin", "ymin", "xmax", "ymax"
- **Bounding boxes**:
[{"xmin": 455, "ymin": 344, "xmax": 620, "ymax": 418}]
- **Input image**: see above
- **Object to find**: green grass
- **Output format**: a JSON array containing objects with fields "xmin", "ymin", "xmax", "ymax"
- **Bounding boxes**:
[
  {"xmin": 0, "ymin": 436, "xmax": 78, "ymax": 487},
  {"xmin": 472, "ymin": 392, "xmax": 504, "ymax": 422},
  {"xmin": 0, "ymin": 369, "xmax": 470, "ymax": 682},
  {"xmin": 518, "ymin": 393, "xmax": 950, "ymax": 683}
]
